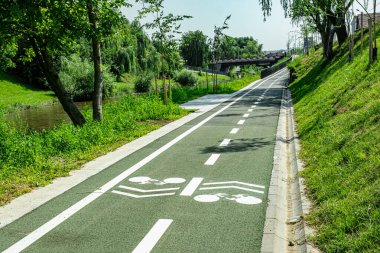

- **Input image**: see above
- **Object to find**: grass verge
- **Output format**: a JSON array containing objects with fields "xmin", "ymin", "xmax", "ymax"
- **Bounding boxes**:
[
  {"xmin": 0, "ymin": 72, "xmax": 55, "ymax": 109},
  {"xmin": 0, "ymin": 95, "xmax": 188, "ymax": 206},
  {"xmin": 289, "ymin": 31, "xmax": 379, "ymax": 251}
]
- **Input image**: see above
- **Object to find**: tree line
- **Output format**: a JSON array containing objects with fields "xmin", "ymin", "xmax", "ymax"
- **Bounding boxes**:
[{"xmin": 0, "ymin": 0, "xmax": 264, "ymax": 126}]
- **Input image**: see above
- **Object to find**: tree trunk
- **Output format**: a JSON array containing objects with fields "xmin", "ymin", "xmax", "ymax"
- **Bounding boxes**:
[
  {"xmin": 161, "ymin": 55, "xmax": 167, "ymax": 105},
  {"xmin": 155, "ymin": 76, "xmax": 158, "ymax": 95},
  {"xmin": 168, "ymin": 74, "xmax": 172, "ymax": 101},
  {"xmin": 206, "ymin": 72, "xmax": 209, "ymax": 93},
  {"xmin": 86, "ymin": 0, "xmax": 103, "ymax": 122},
  {"xmin": 30, "ymin": 37, "xmax": 86, "ymax": 127},
  {"xmin": 321, "ymin": 29, "xmax": 334, "ymax": 60},
  {"xmin": 335, "ymin": 25, "xmax": 348, "ymax": 46}
]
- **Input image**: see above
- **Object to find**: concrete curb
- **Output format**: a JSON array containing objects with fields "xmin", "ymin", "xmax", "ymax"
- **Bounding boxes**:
[
  {"xmin": 261, "ymin": 82, "xmax": 321, "ymax": 253},
  {"xmin": 0, "ymin": 79, "xmax": 262, "ymax": 229}
]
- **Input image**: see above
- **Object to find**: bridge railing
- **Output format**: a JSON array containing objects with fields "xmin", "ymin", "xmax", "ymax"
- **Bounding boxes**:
[{"xmin": 260, "ymin": 57, "xmax": 292, "ymax": 79}]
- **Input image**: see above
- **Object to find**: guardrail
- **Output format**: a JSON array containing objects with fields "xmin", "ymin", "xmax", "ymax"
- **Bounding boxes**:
[{"xmin": 260, "ymin": 57, "xmax": 292, "ymax": 79}]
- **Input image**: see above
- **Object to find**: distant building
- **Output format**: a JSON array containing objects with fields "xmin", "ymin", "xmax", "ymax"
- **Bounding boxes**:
[{"xmin": 355, "ymin": 13, "xmax": 380, "ymax": 30}]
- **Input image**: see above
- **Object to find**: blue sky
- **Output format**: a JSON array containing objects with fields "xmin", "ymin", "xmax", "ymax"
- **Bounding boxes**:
[{"xmin": 122, "ymin": 0, "xmax": 296, "ymax": 51}]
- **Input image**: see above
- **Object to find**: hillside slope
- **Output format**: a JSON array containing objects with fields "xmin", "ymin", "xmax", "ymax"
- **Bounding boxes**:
[
  {"xmin": 289, "ymin": 37, "xmax": 379, "ymax": 251},
  {"xmin": 0, "ymin": 72, "xmax": 55, "ymax": 109}
]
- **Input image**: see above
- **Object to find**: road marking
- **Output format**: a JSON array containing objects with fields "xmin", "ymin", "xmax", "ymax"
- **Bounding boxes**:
[
  {"xmin": 243, "ymin": 113, "xmax": 249, "ymax": 118},
  {"xmin": 258, "ymin": 98, "xmax": 262, "ymax": 101},
  {"xmin": 230, "ymin": 128, "xmax": 239, "ymax": 134},
  {"xmin": 251, "ymin": 105, "xmax": 257, "ymax": 108},
  {"xmin": 203, "ymin": 181, "xmax": 265, "ymax": 189},
  {"xmin": 254, "ymin": 101, "xmax": 260, "ymax": 105},
  {"xmin": 219, "ymin": 139, "xmax": 231, "ymax": 147},
  {"xmin": 248, "ymin": 109, "xmax": 253, "ymax": 112},
  {"xmin": 237, "ymin": 120, "xmax": 245, "ymax": 125},
  {"xmin": 180, "ymin": 178, "xmax": 204, "ymax": 196},
  {"xmin": 1, "ymin": 68, "xmax": 288, "ymax": 253},
  {"xmin": 118, "ymin": 185, "xmax": 180, "ymax": 192},
  {"xmin": 200, "ymin": 186, "xmax": 264, "ymax": 194},
  {"xmin": 112, "ymin": 191, "xmax": 175, "ymax": 198},
  {"xmin": 132, "ymin": 219, "xmax": 173, "ymax": 253},
  {"xmin": 204, "ymin": 154, "xmax": 221, "ymax": 165}
]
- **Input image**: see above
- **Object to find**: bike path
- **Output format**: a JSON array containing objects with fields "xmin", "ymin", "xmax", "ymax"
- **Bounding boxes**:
[{"xmin": 0, "ymin": 70, "xmax": 288, "ymax": 253}]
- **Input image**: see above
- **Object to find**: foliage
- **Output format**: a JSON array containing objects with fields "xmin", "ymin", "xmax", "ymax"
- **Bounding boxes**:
[
  {"xmin": 174, "ymin": 69, "xmax": 198, "ymax": 86},
  {"xmin": 171, "ymin": 74, "xmax": 259, "ymax": 104},
  {"xmin": 0, "ymin": 95, "xmax": 188, "ymax": 206},
  {"xmin": 289, "ymin": 31, "xmax": 380, "ymax": 252},
  {"xmin": 134, "ymin": 73, "xmax": 153, "ymax": 93},
  {"xmin": 219, "ymin": 36, "xmax": 263, "ymax": 59},
  {"xmin": 59, "ymin": 54, "xmax": 115, "ymax": 101},
  {"xmin": 180, "ymin": 30, "xmax": 210, "ymax": 67}
]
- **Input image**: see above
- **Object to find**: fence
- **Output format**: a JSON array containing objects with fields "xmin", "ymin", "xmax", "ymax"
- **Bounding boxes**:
[{"xmin": 260, "ymin": 58, "xmax": 292, "ymax": 79}]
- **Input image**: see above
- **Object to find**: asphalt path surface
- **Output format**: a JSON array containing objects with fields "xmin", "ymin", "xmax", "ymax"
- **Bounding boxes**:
[{"xmin": 0, "ymin": 69, "xmax": 288, "ymax": 253}]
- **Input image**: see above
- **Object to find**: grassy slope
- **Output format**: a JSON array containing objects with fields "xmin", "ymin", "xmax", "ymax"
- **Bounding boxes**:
[
  {"xmin": 289, "ymin": 33, "xmax": 380, "ymax": 251},
  {"xmin": 0, "ymin": 72, "xmax": 55, "ymax": 109}
]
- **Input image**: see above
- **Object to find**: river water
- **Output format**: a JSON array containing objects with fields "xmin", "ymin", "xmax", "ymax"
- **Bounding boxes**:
[{"xmin": 6, "ymin": 98, "xmax": 121, "ymax": 131}]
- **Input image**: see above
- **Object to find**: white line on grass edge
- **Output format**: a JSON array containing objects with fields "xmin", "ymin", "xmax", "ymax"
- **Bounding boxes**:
[{"xmin": 2, "ymin": 69, "xmax": 287, "ymax": 253}]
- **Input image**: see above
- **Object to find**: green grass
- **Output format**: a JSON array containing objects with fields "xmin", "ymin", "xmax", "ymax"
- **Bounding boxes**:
[
  {"xmin": 290, "ymin": 29, "xmax": 380, "ymax": 252},
  {"xmin": 0, "ymin": 95, "xmax": 188, "ymax": 206},
  {"xmin": 0, "ymin": 72, "xmax": 56, "ymax": 109},
  {"xmin": 171, "ymin": 74, "xmax": 260, "ymax": 104}
]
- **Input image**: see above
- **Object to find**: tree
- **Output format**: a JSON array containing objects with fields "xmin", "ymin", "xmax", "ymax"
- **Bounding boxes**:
[
  {"xmin": 139, "ymin": 0, "xmax": 191, "ymax": 104},
  {"xmin": 74, "ymin": 0, "xmax": 132, "ymax": 122},
  {"xmin": 180, "ymin": 30, "xmax": 210, "ymax": 68},
  {"xmin": 0, "ymin": 0, "xmax": 86, "ymax": 126},
  {"xmin": 209, "ymin": 15, "xmax": 231, "ymax": 92}
]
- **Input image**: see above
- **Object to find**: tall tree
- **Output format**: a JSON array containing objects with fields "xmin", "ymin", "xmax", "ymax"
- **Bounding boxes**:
[
  {"xmin": 139, "ymin": 0, "xmax": 191, "ymax": 104},
  {"xmin": 0, "ymin": 0, "xmax": 86, "ymax": 126},
  {"xmin": 209, "ymin": 15, "xmax": 231, "ymax": 92},
  {"xmin": 180, "ymin": 30, "xmax": 210, "ymax": 67}
]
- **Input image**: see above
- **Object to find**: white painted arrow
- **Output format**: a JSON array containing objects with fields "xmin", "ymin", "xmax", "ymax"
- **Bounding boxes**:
[
  {"xmin": 112, "ymin": 190, "xmax": 175, "ymax": 198},
  {"xmin": 118, "ymin": 185, "xmax": 180, "ymax": 193}
]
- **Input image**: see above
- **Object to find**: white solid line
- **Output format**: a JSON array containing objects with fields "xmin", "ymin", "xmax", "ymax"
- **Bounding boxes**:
[
  {"xmin": 219, "ymin": 139, "xmax": 231, "ymax": 147},
  {"xmin": 118, "ymin": 185, "xmax": 180, "ymax": 193},
  {"xmin": 237, "ymin": 120, "xmax": 245, "ymax": 125},
  {"xmin": 251, "ymin": 105, "xmax": 256, "ymax": 108},
  {"xmin": 248, "ymin": 109, "xmax": 253, "ymax": 112},
  {"xmin": 254, "ymin": 102, "xmax": 260, "ymax": 105},
  {"xmin": 243, "ymin": 113, "xmax": 249, "ymax": 118},
  {"xmin": 132, "ymin": 219, "xmax": 173, "ymax": 253},
  {"xmin": 180, "ymin": 178, "xmax": 204, "ymax": 196},
  {"xmin": 230, "ymin": 128, "xmax": 239, "ymax": 134},
  {"xmin": 112, "ymin": 191, "xmax": 175, "ymax": 198},
  {"xmin": 2, "ymin": 68, "xmax": 288, "ymax": 253},
  {"xmin": 112, "ymin": 190, "xmax": 175, "ymax": 199},
  {"xmin": 200, "ymin": 186, "xmax": 264, "ymax": 194},
  {"xmin": 203, "ymin": 181, "xmax": 265, "ymax": 189},
  {"xmin": 204, "ymin": 154, "xmax": 221, "ymax": 165}
]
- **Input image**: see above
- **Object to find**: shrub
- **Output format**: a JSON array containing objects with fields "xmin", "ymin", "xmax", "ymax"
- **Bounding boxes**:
[
  {"xmin": 174, "ymin": 69, "xmax": 198, "ymax": 86},
  {"xmin": 59, "ymin": 54, "xmax": 115, "ymax": 101},
  {"xmin": 134, "ymin": 73, "xmax": 152, "ymax": 93}
]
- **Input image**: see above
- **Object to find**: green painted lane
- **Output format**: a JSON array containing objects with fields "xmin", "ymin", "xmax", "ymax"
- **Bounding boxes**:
[{"xmin": 0, "ymin": 70, "xmax": 288, "ymax": 253}]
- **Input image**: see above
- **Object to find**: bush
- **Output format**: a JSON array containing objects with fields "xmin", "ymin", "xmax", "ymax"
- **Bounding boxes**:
[
  {"xmin": 59, "ymin": 54, "xmax": 115, "ymax": 101},
  {"xmin": 174, "ymin": 69, "xmax": 198, "ymax": 86},
  {"xmin": 134, "ymin": 73, "xmax": 152, "ymax": 93}
]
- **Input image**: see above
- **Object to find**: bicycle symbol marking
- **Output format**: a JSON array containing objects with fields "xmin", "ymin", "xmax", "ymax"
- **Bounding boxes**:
[{"xmin": 111, "ymin": 176, "xmax": 265, "ymax": 205}]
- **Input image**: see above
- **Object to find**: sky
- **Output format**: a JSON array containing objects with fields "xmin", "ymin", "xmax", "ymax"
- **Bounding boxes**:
[{"xmin": 122, "ymin": 0, "xmax": 297, "ymax": 51}]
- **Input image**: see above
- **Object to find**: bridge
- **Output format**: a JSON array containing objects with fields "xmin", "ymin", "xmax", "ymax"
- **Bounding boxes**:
[{"xmin": 214, "ymin": 52, "xmax": 287, "ymax": 73}]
